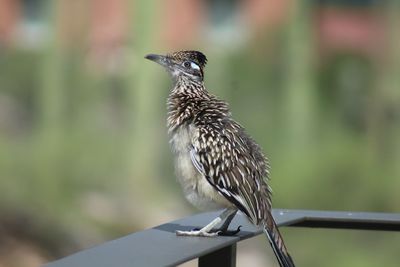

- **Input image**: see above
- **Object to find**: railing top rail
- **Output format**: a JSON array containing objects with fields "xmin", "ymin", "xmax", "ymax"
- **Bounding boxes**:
[{"xmin": 45, "ymin": 209, "xmax": 400, "ymax": 267}]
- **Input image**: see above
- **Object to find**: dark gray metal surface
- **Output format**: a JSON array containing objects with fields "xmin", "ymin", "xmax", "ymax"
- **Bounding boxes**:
[
  {"xmin": 45, "ymin": 211, "xmax": 258, "ymax": 267},
  {"xmin": 275, "ymin": 209, "xmax": 400, "ymax": 231},
  {"xmin": 45, "ymin": 209, "xmax": 400, "ymax": 267}
]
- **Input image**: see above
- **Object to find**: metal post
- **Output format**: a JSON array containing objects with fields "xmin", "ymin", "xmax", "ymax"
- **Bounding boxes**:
[{"xmin": 198, "ymin": 244, "xmax": 236, "ymax": 267}]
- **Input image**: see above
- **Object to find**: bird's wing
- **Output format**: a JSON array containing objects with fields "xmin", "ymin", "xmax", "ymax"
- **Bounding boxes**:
[{"xmin": 190, "ymin": 121, "xmax": 271, "ymax": 224}]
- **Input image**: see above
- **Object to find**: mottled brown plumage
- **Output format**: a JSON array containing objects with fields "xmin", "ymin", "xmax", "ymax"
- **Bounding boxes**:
[{"xmin": 145, "ymin": 50, "xmax": 295, "ymax": 267}]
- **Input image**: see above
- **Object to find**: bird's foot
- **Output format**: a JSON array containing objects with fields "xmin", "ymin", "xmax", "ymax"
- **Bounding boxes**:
[
  {"xmin": 178, "ymin": 225, "xmax": 242, "ymax": 237},
  {"xmin": 176, "ymin": 229, "xmax": 219, "ymax": 237},
  {"xmin": 217, "ymin": 226, "xmax": 242, "ymax": 236}
]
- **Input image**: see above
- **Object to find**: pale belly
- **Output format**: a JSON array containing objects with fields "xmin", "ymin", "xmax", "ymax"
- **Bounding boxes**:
[{"xmin": 170, "ymin": 125, "xmax": 232, "ymax": 211}]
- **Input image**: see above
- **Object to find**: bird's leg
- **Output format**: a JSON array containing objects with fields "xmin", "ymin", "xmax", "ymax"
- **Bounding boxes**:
[
  {"xmin": 213, "ymin": 209, "xmax": 241, "ymax": 236},
  {"xmin": 176, "ymin": 208, "xmax": 239, "ymax": 237}
]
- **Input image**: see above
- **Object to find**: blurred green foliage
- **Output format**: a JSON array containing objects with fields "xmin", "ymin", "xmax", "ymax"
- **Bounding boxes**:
[{"xmin": 0, "ymin": 0, "xmax": 399, "ymax": 266}]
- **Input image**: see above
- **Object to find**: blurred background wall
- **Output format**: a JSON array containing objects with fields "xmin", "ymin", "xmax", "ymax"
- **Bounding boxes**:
[{"xmin": 0, "ymin": 0, "xmax": 399, "ymax": 266}]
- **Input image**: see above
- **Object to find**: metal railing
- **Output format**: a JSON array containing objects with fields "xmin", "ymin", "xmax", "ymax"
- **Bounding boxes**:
[{"xmin": 45, "ymin": 209, "xmax": 400, "ymax": 267}]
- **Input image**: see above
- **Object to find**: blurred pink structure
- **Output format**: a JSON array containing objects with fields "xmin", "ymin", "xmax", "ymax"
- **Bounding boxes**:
[{"xmin": 315, "ymin": 6, "xmax": 386, "ymax": 60}]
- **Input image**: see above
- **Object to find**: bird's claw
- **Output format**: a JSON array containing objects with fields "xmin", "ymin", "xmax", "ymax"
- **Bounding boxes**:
[{"xmin": 217, "ymin": 225, "xmax": 242, "ymax": 236}]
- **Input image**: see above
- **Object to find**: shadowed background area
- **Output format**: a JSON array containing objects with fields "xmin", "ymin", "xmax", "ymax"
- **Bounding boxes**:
[{"xmin": 0, "ymin": 0, "xmax": 399, "ymax": 266}]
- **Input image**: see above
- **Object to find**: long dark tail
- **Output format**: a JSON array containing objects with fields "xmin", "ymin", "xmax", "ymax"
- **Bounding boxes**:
[{"xmin": 263, "ymin": 212, "xmax": 295, "ymax": 267}]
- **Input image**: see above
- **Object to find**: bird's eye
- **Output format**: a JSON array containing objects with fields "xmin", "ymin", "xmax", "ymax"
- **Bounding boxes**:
[{"xmin": 182, "ymin": 61, "xmax": 201, "ymax": 71}]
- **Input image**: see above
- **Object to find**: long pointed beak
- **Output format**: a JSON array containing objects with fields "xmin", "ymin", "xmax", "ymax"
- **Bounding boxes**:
[{"xmin": 145, "ymin": 53, "xmax": 169, "ymax": 67}]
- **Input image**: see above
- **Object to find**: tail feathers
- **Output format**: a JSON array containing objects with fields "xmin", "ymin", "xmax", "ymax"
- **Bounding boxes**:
[{"xmin": 263, "ymin": 221, "xmax": 295, "ymax": 267}]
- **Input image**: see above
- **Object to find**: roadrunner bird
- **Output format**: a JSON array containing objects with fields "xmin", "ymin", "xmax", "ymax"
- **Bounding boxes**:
[{"xmin": 145, "ymin": 51, "xmax": 295, "ymax": 267}]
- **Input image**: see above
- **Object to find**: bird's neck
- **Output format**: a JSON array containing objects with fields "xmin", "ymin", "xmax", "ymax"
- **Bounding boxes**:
[
  {"xmin": 167, "ymin": 75, "xmax": 209, "ymax": 132},
  {"xmin": 171, "ymin": 75, "xmax": 206, "ymax": 95}
]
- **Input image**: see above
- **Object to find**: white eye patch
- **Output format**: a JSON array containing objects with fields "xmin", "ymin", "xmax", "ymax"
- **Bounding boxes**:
[{"xmin": 190, "ymin": 62, "xmax": 200, "ymax": 70}]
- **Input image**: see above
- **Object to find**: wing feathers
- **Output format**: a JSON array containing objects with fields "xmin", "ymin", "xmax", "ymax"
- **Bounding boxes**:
[{"xmin": 189, "ymin": 121, "xmax": 270, "ymax": 225}]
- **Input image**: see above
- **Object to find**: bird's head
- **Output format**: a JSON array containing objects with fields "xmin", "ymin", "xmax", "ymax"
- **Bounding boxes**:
[{"xmin": 145, "ymin": 50, "xmax": 207, "ymax": 82}]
